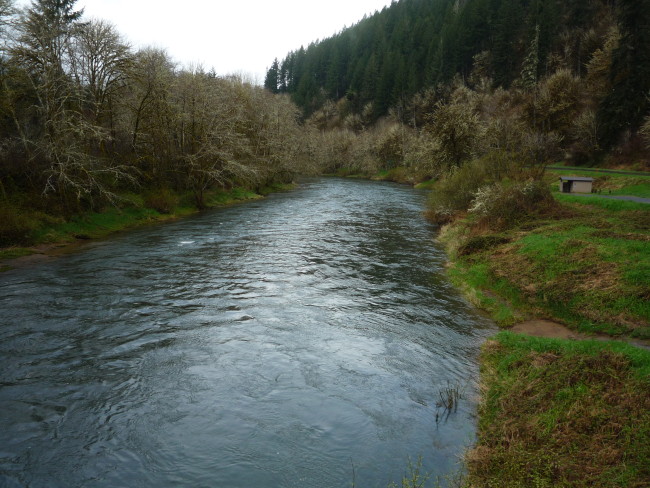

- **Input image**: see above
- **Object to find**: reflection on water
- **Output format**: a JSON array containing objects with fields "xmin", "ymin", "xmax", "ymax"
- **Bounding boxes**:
[{"xmin": 0, "ymin": 178, "xmax": 494, "ymax": 488}]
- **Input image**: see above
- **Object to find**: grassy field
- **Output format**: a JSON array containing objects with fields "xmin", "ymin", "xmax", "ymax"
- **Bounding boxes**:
[
  {"xmin": 468, "ymin": 332, "xmax": 650, "ymax": 488},
  {"xmin": 428, "ymin": 168, "xmax": 650, "ymax": 487}
]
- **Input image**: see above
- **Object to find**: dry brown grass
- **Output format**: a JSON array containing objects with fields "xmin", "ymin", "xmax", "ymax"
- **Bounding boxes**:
[{"xmin": 468, "ymin": 335, "xmax": 650, "ymax": 487}]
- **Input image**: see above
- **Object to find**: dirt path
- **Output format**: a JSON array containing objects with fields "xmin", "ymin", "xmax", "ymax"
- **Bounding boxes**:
[
  {"xmin": 511, "ymin": 320, "xmax": 586, "ymax": 339},
  {"xmin": 512, "ymin": 319, "xmax": 650, "ymax": 350}
]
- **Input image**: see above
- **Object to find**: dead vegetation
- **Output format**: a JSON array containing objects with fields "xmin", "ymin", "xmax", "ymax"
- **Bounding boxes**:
[{"xmin": 467, "ymin": 335, "xmax": 650, "ymax": 488}]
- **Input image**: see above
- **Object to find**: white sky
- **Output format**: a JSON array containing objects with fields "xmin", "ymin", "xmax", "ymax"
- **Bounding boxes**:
[{"xmin": 16, "ymin": 0, "xmax": 395, "ymax": 83}]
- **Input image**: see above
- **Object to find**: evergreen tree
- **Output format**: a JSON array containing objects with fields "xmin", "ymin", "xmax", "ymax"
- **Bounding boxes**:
[
  {"xmin": 264, "ymin": 0, "xmax": 608, "ymax": 119},
  {"xmin": 520, "ymin": 24, "xmax": 540, "ymax": 89},
  {"xmin": 264, "ymin": 58, "xmax": 279, "ymax": 94},
  {"xmin": 597, "ymin": 0, "xmax": 650, "ymax": 148},
  {"xmin": 492, "ymin": 0, "xmax": 523, "ymax": 87}
]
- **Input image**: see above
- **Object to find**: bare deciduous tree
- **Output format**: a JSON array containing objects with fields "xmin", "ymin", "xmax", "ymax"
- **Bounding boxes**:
[{"xmin": 70, "ymin": 19, "xmax": 132, "ymax": 145}]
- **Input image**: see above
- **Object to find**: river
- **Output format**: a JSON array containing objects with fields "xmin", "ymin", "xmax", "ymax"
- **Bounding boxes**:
[{"xmin": 0, "ymin": 178, "xmax": 495, "ymax": 488}]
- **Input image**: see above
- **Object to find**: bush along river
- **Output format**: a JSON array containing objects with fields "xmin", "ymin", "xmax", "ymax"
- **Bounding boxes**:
[{"xmin": 0, "ymin": 178, "xmax": 495, "ymax": 488}]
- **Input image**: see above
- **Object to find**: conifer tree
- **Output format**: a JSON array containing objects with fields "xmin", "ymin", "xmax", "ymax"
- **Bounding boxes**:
[
  {"xmin": 597, "ymin": 0, "xmax": 650, "ymax": 148},
  {"xmin": 520, "ymin": 24, "xmax": 540, "ymax": 90},
  {"xmin": 264, "ymin": 58, "xmax": 279, "ymax": 94}
]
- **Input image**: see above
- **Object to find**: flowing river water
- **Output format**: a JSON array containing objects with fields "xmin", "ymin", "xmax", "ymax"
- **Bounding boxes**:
[{"xmin": 0, "ymin": 178, "xmax": 495, "ymax": 488}]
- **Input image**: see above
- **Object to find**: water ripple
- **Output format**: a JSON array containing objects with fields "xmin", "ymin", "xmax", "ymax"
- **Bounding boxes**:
[{"xmin": 0, "ymin": 178, "xmax": 494, "ymax": 488}]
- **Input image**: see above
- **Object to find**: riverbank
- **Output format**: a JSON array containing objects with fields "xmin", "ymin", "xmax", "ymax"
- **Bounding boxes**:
[
  {"xmin": 437, "ymin": 195, "xmax": 649, "ymax": 340},
  {"xmin": 430, "ymin": 172, "xmax": 650, "ymax": 486},
  {"xmin": 466, "ymin": 332, "xmax": 650, "ymax": 488},
  {"xmin": 0, "ymin": 183, "xmax": 295, "ymax": 272}
]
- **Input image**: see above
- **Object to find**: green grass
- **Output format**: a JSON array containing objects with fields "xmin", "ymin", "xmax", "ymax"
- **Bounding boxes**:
[
  {"xmin": 446, "ymin": 261, "xmax": 524, "ymax": 327},
  {"xmin": 439, "ymin": 197, "xmax": 650, "ymax": 337},
  {"xmin": 468, "ymin": 332, "xmax": 650, "ymax": 488},
  {"xmin": 205, "ymin": 187, "xmax": 259, "ymax": 205},
  {"xmin": 610, "ymin": 183, "xmax": 650, "ymax": 198},
  {"xmin": 32, "ymin": 206, "xmax": 162, "ymax": 243},
  {"xmin": 1, "ymin": 185, "xmax": 284, "ymax": 255},
  {"xmin": 0, "ymin": 247, "xmax": 35, "ymax": 261},
  {"xmin": 555, "ymin": 193, "xmax": 650, "ymax": 210},
  {"xmin": 514, "ymin": 218, "xmax": 649, "ymax": 334},
  {"xmin": 255, "ymin": 182, "xmax": 297, "ymax": 196},
  {"xmin": 372, "ymin": 167, "xmax": 431, "ymax": 185},
  {"xmin": 414, "ymin": 178, "xmax": 436, "ymax": 189}
]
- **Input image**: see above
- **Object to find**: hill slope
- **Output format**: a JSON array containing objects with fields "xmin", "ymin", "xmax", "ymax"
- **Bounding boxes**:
[{"xmin": 266, "ymin": 0, "xmax": 649, "ymax": 142}]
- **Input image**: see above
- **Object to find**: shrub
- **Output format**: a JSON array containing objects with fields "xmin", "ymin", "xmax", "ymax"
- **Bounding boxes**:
[
  {"xmin": 144, "ymin": 188, "xmax": 179, "ymax": 214},
  {"xmin": 426, "ymin": 151, "xmax": 521, "ymax": 224},
  {"xmin": 426, "ymin": 160, "xmax": 490, "ymax": 223},
  {"xmin": 469, "ymin": 180, "xmax": 556, "ymax": 229},
  {"xmin": 0, "ymin": 205, "xmax": 39, "ymax": 246}
]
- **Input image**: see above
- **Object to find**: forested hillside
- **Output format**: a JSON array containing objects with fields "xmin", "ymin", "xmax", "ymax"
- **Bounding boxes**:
[
  {"xmin": 266, "ymin": 0, "xmax": 650, "ymax": 151},
  {"xmin": 261, "ymin": 0, "xmax": 650, "ymax": 185}
]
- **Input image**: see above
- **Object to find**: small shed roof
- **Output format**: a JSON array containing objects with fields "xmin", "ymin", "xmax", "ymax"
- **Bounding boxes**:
[{"xmin": 559, "ymin": 176, "xmax": 594, "ymax": 182}]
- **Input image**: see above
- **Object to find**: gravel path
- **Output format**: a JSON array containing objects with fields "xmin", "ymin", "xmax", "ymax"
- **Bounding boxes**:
[{"xmin": 547, "ymin": 166, "xmax": 650, "ymax": 177}]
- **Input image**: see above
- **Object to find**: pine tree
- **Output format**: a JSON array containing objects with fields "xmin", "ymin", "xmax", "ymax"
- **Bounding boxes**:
[{"xmin": 492, "ymin": 0, "xmax": 523, "ymax": 87}]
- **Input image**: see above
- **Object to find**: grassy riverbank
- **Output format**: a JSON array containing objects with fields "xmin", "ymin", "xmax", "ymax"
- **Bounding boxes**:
[
  {"xmin": 0, "ymin": 183, "xmax": 295, "ymax": 268},
  {"xmin": 428, "ymin": 169, "xmax": 650, "ymax": 487},
  {"xmin": 467, "ymin": 332, "xmax": 650, "ymax": 488},
  {"xmin": 437, "ymin": 179, "xmax": 650, "ymax": 340}
]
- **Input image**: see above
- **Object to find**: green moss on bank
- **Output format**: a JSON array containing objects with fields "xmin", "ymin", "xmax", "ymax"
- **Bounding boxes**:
[
  {"xmin": 468, "ymin": 332, "xmax": 650, "ymax": 488},
  {"xmin": 0, "ymin": 185, "xmax": 283, "ymax": 269},
  {"xmin": 0, "ymin": 247, "xmax": 34, "ymax": 261}
]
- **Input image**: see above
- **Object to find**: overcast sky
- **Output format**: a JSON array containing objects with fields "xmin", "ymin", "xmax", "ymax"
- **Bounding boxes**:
[{"xmin": 17, "ymin": 0, "xmax": 395, "ymax": 83}]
